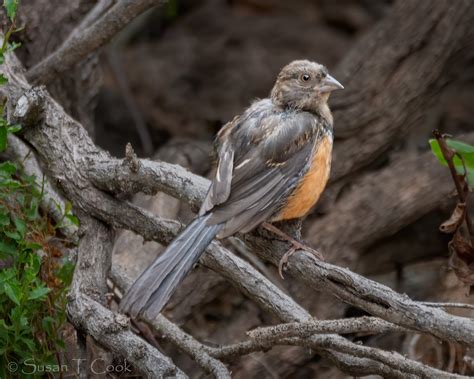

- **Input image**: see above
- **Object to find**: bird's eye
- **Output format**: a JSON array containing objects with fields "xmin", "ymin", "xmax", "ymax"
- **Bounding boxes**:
[{"xmin": 301, "ymin": 74, "xmax": 311, "ymax": 82}]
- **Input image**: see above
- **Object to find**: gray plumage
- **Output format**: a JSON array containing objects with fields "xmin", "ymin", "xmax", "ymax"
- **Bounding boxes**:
[
  {"xmin": 120, "ymin": 60, "xmax": 342, "ymax": 319},
  {"xmin": 120, "ymin": 214, "xmax": 222, "ymax": 319}
]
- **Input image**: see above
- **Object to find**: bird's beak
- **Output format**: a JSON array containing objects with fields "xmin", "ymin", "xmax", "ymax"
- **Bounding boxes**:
[{"xmin": 319, "ymin": 74, "xmax": 344, "ymax": 93}]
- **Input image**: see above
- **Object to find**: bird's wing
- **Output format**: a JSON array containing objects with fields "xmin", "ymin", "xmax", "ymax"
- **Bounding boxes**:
[
  {"xmin": 199, "ymin": 118, "xmax": 237, "ymax": 215},
  {"xmin": 204, "ymin": 108, "xmax": 325, "ymax": 238}
]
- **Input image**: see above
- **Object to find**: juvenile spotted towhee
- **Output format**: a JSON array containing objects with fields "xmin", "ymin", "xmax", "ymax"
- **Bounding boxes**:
[{"xmin": 121, "ymin": 60, "xmax": 343, "ymax": 319}]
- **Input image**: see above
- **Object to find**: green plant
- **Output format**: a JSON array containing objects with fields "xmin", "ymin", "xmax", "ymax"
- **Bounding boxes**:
[
  {"xmin": 429, "ymin": 131, "xmax": 474, "ymax": 290},
  {"xmin": 429, "ymin": 137, "xmax": 474, "ymax": 188},
  {"xmin": 0, "ymin": 162, "xmax": 75, "ymax": 377},
  {"xmin": 1, "ymin": 2, "xmax": 76, "ymax": 377}
]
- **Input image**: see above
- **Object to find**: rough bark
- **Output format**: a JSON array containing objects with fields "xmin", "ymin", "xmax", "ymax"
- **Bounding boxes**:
[{"xmin": 329, "ymin": 0, "xmax": 474, "ymax": 182}]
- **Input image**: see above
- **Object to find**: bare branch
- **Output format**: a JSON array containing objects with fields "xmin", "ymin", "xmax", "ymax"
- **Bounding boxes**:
[
  {"xmin": 204, "ymin": 320, "xmax": 468, "ymax": 378},
  {"xmin": 86, "ymin": 152, "xmax": 474, "ymax": 347},
  {"xmin": 67, "ymin": 290, "xmax": 187, "ymax": 378},
  {"xmin": 202, "ymin": 323, "xmax": 467, "ymax": 379},
  {"xmin": 25, "ymin": 0, "xmax": 166, "ymax": 85},
  {"xmin": 207, "ymin": 336, "xmax": 467, "ymax": 378},
  {"xmin": 71, "ymin": 0, "xmax": 116, "ymax": 37},
  {"xmin": 111, "ymin": 251, "xmax": 448, "ymax": 378},
  {"xmin": 247, "ymin": 317, "xmax": 404, "ymax": 341},
  {"xmin": 250, "ymin": 234, "xmax": 474, "ymax": 347},
  {"xmin": 64, "ymin": 213, "xmax": 187, "ymax": 377},
  {"xmin": 89, "ymin": 157, "xmax": 208, "ymax": 212},
  {"xmin": 421, "ymin": 302, "xmax": 474, "ymax": 311}
]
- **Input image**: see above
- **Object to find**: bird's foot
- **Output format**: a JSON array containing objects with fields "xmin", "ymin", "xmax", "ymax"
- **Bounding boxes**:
[{"xmin": 262, "ymin": 222, "xmax": 324, "ymax": 279}]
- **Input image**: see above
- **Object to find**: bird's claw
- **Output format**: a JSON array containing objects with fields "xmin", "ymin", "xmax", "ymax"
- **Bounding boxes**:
[
  {"xmin": 278, "ymin": 246, "xmax": 297, "ymax": 279},
  {"xmin": 278, "ymin": 241, "xmax": 324, "ymax": 279}
]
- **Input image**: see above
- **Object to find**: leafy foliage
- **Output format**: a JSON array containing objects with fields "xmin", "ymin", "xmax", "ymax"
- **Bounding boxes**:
[
  {"xmin": 0, "ymin": 2, "xmax": 76, "ymax": 377},
  {"xmin": 429, "ymin": 138, "xmax": 474, "ymax": 188},
  {"xmin": 3, "ymin": 0, "xmax": 18, "ymax": 21},
  {"xmin": 0, "ymin": 157, "xmax": 75, "ymax": 377}
]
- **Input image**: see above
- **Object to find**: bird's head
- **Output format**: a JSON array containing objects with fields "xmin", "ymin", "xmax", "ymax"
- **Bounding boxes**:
[{"xmin": 270, "ymin": 60, "xmax": 343, "ymax": 112}]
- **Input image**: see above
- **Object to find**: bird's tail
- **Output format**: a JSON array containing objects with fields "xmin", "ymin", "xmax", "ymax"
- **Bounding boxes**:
[{"xmin": 120, "ymin": 214, "xmax": 222, "ymax": 319}]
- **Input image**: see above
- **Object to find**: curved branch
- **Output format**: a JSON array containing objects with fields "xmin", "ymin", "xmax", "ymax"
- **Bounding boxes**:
[
  {"xmin": 86, "ymin": 152, "xmax": 474, "ymax": 347},
  {"xmin": 25, "ymin": 0, "xmax": 166, "ymax": 85}
]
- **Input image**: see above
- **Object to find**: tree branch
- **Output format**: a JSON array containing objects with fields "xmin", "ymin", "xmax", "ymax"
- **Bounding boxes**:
[
  {"xmin": 68, "ymin": 290, "xmax": 187, "ymax": 378},
  {"xmin": 247, "ymin": 316, "xmax": 404, "ymax": 341},
  {"xmin": 84, "ymin": 151, "xmax": 474, "ymax": 347},
  {"xmin": 66, "ymin": 214, "xmax": 186, "ymax": 377},
  {"xmin": 25, "ymin": 0, "xmax": 166, "ymax": 85},
  {"xmin": 89, "ymin": 156, "xmax": 208, "ymax": 213}
]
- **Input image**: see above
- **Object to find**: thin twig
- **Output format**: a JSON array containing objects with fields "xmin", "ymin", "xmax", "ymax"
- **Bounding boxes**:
[
  {"xmin": 433, "ymin": 130, "xmax": 474, "ymax": 246},
  {"xmin": 71, "ymin": 0, "xmax": 116, "ymax": 37},
  {"xmin": 421, "ymin": 302, "xmax": 474, "ymax": 310},
  {"xmin": 206, "ymin": 332, "xmax": 468, "ymax": 379},
  {"xmin": 247, "ymin": 317, "xmax": 404, "ymax": 341}
]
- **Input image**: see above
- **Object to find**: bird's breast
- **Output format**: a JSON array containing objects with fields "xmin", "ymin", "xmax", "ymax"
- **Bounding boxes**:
[{"xmin": 275, "ymin": 134, "xmax": 333, "ymax": 221}]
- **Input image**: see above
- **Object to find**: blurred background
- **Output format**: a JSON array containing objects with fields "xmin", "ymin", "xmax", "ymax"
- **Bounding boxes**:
[{"xmin": 11, "ymin": 0, "xmax": 474, "ymax": 377}]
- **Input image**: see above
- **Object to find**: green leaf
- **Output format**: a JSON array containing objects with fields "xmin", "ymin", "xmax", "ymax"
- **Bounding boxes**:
[
  {"xmin": 24, "ymin": 253, "xmax": 41, "ymax": 280},
  {"xmin": 0, "ymin": 212, "xmax": 10, "ymax": 226},
  {"xmin": 0, "ymin": 51, "xmax": 4, "ymax": 64},
  {"xmin": 42, "ymin": 316, "xmax": 55, "ymax": 336},
  {"xmin": 6, "ymin": 41, "xmax": 21, "ymax": 53},
  {"xmin": 55, "ymin": 339, "xmax": 66, "ymax": 349},
  {"xmin": 0, "ymin": 239, "xmax": 16, "ymax": 256},
  {"xmin": 4, "ymin": 282, "xmax": 20, "ymax": 305},
  {"xmin": 429, "ymin": 138, "xmax": 474, "ymax": 187},
  {"xmin": 0, "ymin": 161, "xmax": 17, "ymax": 176},
  {"xmin": 24, "ymin": 242, "xmax": 42, "ymax": 251},
  {"xmin": 0, "ymin": 74, "xmax": 7, "ymax": 86},
  {"xmin": 28, "ymin": 286, "xmax": 50, "ymax": 300},
  {"xmin": 19, "ymin": 337, "xmax": 36, "ymax": 352},
  {"xmin": 26, "ymin": 197, "xmax": 39, "ymax": 220},
  {"xmin": 56, "ymin": 261, "xmax": 74, "ymax": 286},
  {"xmin": 0, "ymin": 125, "xmax": 7, "ymax": 152},
  {"xmin": 3, "ymin": 230, "xmax": 20, "ymax": 240},
  {"xmin": 13, "ymin": 218, "xmax": 25, "ymax": 238},
  {"xmin": 446, "ymin": 139, "xmax": 474, "ymax": 155},
  {"xmin": 65, "ymin": 214, "xmax": 79, "ymax": 226},
  {"xmin": 0, "ymin": 179, "xmax": 21, "ymax": 189},
  {"xmin": 3, "ymin": 0, "xmax": 18, "ymax": 21},
  {"xmin": 7, "ymin": 124, "xmax": 21, "ymax": 134},
  {"xmin": 0, "ymin": 319, "xmax": 11, "ymax": 331}
]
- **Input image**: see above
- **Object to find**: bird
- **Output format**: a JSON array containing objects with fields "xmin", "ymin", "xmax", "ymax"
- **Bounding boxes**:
[{"xmin": 120, "ymin": 60, "xmax": 343, "ymax": 319}]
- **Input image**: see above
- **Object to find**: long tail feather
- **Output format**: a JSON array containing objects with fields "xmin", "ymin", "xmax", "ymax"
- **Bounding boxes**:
[{"xmin": 120, "ymin": 214, "xmax": 222, "ymax": 319}]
